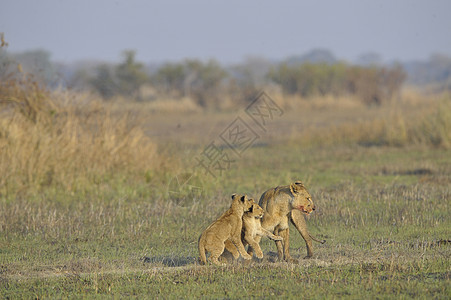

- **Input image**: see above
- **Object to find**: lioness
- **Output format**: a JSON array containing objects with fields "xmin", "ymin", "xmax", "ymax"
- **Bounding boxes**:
[
  {"xmin": 223, "ymin": 200, "xmax": 283, "ymax": 260},
  {"xmin": 198, "ymin": 194, "xmax": 253, "ymax": 265},
  {"xmin": 253, "ymin": 181, "xmax": 325, "ymax": 262}
]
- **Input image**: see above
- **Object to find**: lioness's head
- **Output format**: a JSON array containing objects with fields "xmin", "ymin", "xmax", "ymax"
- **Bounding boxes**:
[
  {"xmin": 245, "ymin": 200, "xmax": 264, "ymax": 219},
  {"xmin": 289, "ymin": 181, "xmax": 315, "ymax": 214},
  {"xmin": 231, "ymin": 193, "xmax": 253, "ymax": 213}
]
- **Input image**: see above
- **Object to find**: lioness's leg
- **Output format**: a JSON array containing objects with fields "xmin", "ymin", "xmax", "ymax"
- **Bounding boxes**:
[
  {"xmin": 277, "ymin": 227, "xmax": 296, "ymax": 262},
  {"xmin": 274, "ymin": 226, "xmax": 285, "ymax": 261},
  {"xmin": 291, "ymin": 209, "xmax": 313, "ymax": 258}
]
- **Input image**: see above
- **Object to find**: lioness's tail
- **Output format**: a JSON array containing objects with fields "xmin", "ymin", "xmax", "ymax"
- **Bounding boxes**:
[
  {"xmin": 198, "ymin": 234, "xmax": 207, "ymax": 265},
  {"xmin": 310, "ymin": 233, "xmax": 326, "ymax": 244}
]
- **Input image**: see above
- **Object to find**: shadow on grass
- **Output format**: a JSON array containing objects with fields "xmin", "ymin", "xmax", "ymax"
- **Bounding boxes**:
[{"xmin": 141, "ymin": 256, "xmax": 198, "ymax": 267}]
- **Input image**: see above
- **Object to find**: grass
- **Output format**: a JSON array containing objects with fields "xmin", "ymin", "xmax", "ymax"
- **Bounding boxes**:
[
  {"xmin": 3, "ymin": 262, "xmax": 449, "ymax": 298},
  {"xmin": 0, "ymin": 79, "xmax": 450, "ymax": 298},
  {"xmin": 0, "ymin": 76, "xmax": 158, "ymax": 195}
]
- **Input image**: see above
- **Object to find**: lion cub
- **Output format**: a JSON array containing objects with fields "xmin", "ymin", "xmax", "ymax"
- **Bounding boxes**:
[
  {"xmin": 198, "ymin": 194, "xmax": 253, "ymax": 265},
  {"xmin": 224, "ymin": 200, "xmax": 283, "ymax": 260}
]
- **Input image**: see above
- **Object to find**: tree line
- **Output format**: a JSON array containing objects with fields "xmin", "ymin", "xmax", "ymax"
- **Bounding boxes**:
[
  {"xmin": 0, "ymin": 48, "xmax": 426, "ymax": 107},
  {"xmin": 268, "ymin": 62, "xmax": 406, "ymax": 105}
]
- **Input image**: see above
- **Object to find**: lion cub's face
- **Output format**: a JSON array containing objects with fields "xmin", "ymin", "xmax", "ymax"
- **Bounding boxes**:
[
  {"xmin": 231, "ymin": 193, "xmax": 253, "ymax": 213},
  {"xmin": 245, "ymin": 201, "xmax": 264, "ymax": 219},
  {"xmin": 289, "ymin": 181, "xmax": 316, "ymax": 214}
]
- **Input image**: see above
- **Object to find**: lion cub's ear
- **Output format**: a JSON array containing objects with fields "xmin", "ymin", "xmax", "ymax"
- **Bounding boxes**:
[
  {"xmin": 290, "ymin": 181, "xmax": 305, "ymax": 195},
  {"xmin": 231, "ymin": 193, "xmax": 237, "ymax": 200},
  {"xmin": 240, "ymin": 195, "xmax": 246, "ymax": 202}
]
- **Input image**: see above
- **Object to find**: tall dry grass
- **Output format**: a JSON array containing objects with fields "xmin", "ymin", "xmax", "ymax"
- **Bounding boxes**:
[
  {"xmin": 412, "ymin": 99, "xmax": 451, "ymax": 148},
  {"xmin": 0, "ymin": 76, "xmax": 157, "ymax": 194},
  {"xmin": 293, "ymin": 94, "xmax": 451, "ymax": 148}
]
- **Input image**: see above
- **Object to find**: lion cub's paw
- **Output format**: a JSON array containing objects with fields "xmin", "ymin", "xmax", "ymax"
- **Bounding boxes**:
[
  {"xmin": 256, "ymin": 250, "xmax": 264, "ymax": 259},
  {"xmin": 242, "ymin": 253, "xmax": 253, "ymax": 260},
  {"xmin": 273, "ymin": 235, "xmax": 283, "ymax": 241}
]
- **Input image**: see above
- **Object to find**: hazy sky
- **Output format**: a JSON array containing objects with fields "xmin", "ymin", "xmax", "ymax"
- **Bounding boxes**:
[{"xmin": 1, "ymin": 0, "xmax": 450, "ymax": 64}]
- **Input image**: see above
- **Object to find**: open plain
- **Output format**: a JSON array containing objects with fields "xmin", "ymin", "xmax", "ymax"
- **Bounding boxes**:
[{"xmin": 0, "ymin": 85, "xmax": 450, "ymax": 298}]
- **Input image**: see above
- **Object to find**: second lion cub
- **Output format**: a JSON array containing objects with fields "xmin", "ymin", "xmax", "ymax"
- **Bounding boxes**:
[{"xmin": 224, "ymin": 200, "xmax": 283, "ymax": 260}]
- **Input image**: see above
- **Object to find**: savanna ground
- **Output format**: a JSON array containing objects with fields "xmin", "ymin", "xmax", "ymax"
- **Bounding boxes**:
[{"xmin": 0, "ymin": 78, "xmax": 450, "ymax": 298}]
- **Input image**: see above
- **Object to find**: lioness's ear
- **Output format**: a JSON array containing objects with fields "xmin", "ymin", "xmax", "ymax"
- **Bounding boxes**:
[
  {"xmin": 294, "ymin": 181, "xmax": 304, "ymax": 186},
  {"xmin": 289, "ymin": 184, "xmax": 296, "ymax": 195},
  {"xmin": 290, "ymin": 182, "xmax": 304, "ymax": 195}
]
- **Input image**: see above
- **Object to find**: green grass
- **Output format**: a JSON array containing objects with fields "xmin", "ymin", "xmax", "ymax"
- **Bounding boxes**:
[
  {"xmin": 2, "ymin": 260, "xmax": 449, "ymax": 298},
  {"xmin": 1, "ymin": 143, "xmax": 450, "ymax": 298}
]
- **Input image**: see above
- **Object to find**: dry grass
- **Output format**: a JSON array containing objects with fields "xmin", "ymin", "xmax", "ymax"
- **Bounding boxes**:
[
  {"xmin": 283, "ymin": 92, "xmax": 451, "ymax": 149},
  {"xmin": 276, "ymin": 93, "xmax": 366, "ymax": 111},
  {"xmin": 0, "ymin": 76, "xmax": 157, "ymax": 194},
  {"xmin": 111, "ymin": 96, "xmax": 202, "ymax": 113}
]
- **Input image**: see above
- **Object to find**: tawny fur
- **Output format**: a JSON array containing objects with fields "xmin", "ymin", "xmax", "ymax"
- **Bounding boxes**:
[
  {"xmin": 223, "ymin": 200, "xmax": 283, "ymax": 260},
  {"xmin": 198, "ymin": 194, "xmax": 253, "ymax": 265},
  {"xmin": 253, "ymin": 181, "xmax": 325, "ymax": 262}
]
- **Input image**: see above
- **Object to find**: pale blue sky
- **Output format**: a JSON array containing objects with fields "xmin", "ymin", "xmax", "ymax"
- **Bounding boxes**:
[{"xmin": 1, "ymin": 0, "xmax": 450, "ymax": 64}]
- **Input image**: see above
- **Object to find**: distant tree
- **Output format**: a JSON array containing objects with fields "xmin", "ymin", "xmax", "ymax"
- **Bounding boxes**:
[
  {"xmin": 381, "ymin": 63, "xmax": 406, "ymax": 101},
  {"xmin": 153, "ymin": 62, "xmax": 186, "ymax": 96},
  {"xmin": 268, "ymin": 62, "xmax": 406, "ymax": 105},
  {"xmin": 228, "ymin": 56, "xmax": 273, "ymax": 102},
  {"xmin": 268, "ymin": 62, "xmax": 347, "ymax": 97},
  {"xmin": 90, "ymin": 64, "xmax": 117, "ymax": 99},
  {"xmin": 153, "ymin": 59, "xmax": 228, "ymax": 107},
  {"xmin": 267, "ymin": 63, "xmax": 299, "ymax": 94},
  {"xmin": 186, "ymin": 59, "xmax": 228, "ymax": 106},
  {"xmin": 0, "ymin": 49, "xmax": 58, "ymax": 85},
  {"xmin": 89, "ymin": 50, "xmax": 149, "ymax": 100},
  {"xmin": 346, "ymin": 66, "xmax": 381, "ymax": 105},
  {"xmin": 115, "ymin": 50, "xmax": 149, "ymax": 99},
  {"xmin": 0, "ymin": 48, "xmax": 13, "ymax": 78}
]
